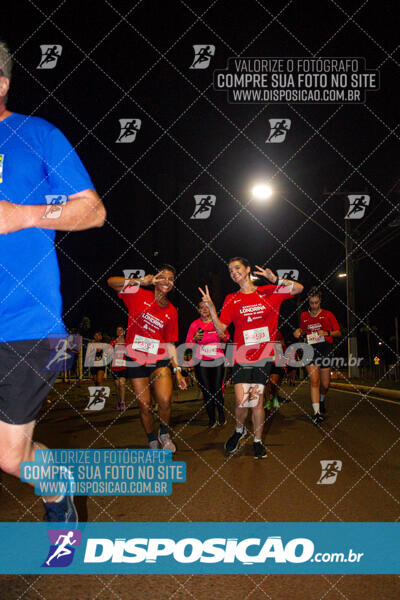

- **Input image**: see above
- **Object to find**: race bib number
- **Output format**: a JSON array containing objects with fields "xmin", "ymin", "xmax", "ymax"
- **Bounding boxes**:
[
  {"xmin": 132, "ymin": 334, "xmax": 160, "ymax": 355},
  {"xmin": 243, "ymin": 326, "xmax": 270, "ymax": 346},
  {"xmin": 307, "ymin": 332, "xmax": 325, "ymax": 345},
  {"xmin": 200, "ymin": 344, "xmax": 218, "ymax": 357},
  {"xmin": 114, "ymin": 358, "xmax": 126, "ymax": 367}
]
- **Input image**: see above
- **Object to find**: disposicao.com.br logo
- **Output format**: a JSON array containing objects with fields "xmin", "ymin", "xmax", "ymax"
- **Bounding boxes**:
[{"xmin": 83, "ymin": 536, "xmax": 363, "ymax": 565}]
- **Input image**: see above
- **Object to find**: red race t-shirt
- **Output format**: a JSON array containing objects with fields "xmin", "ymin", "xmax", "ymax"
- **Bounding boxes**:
[
  {"xmin": 220, "ymin": 285, "xmax": 294, "ymax": 364},
  {"xmin": 118, "ymin": 287, "xmax": 178, "ymax": 364},
  {"xmin": 300, "ymin": 309, "xmax": 340, "ymax": 344}
]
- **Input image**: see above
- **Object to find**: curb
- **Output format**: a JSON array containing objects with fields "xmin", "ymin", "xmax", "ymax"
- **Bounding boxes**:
[{"xmin": 330, "ymin": 381, "xmax": 400, "ymax": 400}]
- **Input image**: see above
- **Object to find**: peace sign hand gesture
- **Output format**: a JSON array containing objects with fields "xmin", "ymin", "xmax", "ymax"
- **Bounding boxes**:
[
  {"xmin": 253, "ymin": 265, "xmax": 278, "ymax": 284},
  {"xmin": 198, "ymin": 285, "xmax": 215, "ymax": 313}
]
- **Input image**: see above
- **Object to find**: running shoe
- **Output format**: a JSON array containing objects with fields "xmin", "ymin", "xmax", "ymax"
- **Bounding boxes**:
[
  {"xmin": 311, "ymin": 413, "xmax": 324, "ymax": 426},
  {"xmin": 264, "ymin": 399, "xmax": 271, "ymax": 410},
  {"xmin": 117, "ymin": 402, "xmax": 126, "ymax": 411},
  {"xmin": 44, "ymin": 495, "xmax": 78, "ymax": 523},
  {"xmin": 149, "ymin": 440, "xmax": 159, "ymax": 449},
  {"xmin": 319, "ymin": 400, "xmax": 326, "ymax": 414},
  {"xmin": 253, "ymin": 441, "xmax": 267, "ymax": 459},
  {"xmin": 218, "ymin": 417, "xmax": 227, "ymax": 427},
  {"xmin": 208, "ymin": 420, "xmax": 217, "ymax": 429},
  {"xmin": 158, "ymin": 432, "xmax": 176, "ymax": 453},
  {"xmin": 224, "ymin": 428, "xmax": 247, "ymax": 453},
  {"xmin": 272, "ymin": 397, "xmax": 280, "ymax": 409}
]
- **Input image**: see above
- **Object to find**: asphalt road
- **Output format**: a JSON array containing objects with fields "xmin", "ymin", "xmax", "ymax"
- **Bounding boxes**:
[{"xmin": 1, "ymin": 379, "xmax": 399, "ymax": 599}]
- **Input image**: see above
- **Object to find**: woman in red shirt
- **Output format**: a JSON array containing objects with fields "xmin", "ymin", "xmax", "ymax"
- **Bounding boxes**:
[
  {"xmin": 108, "ymin": 265, "xmax": 186, "ymax": 452},
  {"xmin": 199, "ymin": 257, "xmax": 303, "ymax": 459},
  {"xmin": 294, "ymin": 287, "xmax": 341, "ymax": 424},
  {"xmin": 186, "ymin": 300, "xmax": 229, "ymax": 428}
]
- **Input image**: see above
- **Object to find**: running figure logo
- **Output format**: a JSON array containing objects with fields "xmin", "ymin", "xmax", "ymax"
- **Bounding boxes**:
[
  {"xmin": 45, "ymin": 335, "xmax": 82, "ymax": 372},
  {"xmin": 122, "ymin": 269, "xmax": 145, "ymax": 294},
  {"xmin": 85, "ymin": 387, "xmax": 110, "ymax": 411},
  {"xmin": 42, "ymin": 529, "xmax": 82, "ymax": 568},
  {"xmin": 317, "ymin": 460, "xmax": 342, "ymax": 484},
  {"xmin": 43, "ymin": 194, "xmax": 67, "ymax": 219},
  {"xmin": 116, "ymin": 119, "xmax": 142, "ymax": 143},
  {"xmin": 266, "ymin": 119, "xmax": 291, "ymax": 143},
  {"xmin": 190, "ymin": 45, "xmax": 215, "ymax": 69},
  {"xmin": 275, "ymin": 269, "xmax": 299, "ymax": 294},
  {"xmin": 277, "ymin": 269, "xmax": 299, "ymax": 281},
  {"xmin": 239, "ymin": 384, "xmax": 263, "ymax": 408},
  {"xmin": 37, "ymin": 45, "xmax": 62, "ymax": 69},
  {"xmin": 191, "ymin": 195, "xmax": 216, "ymax": 219},
  {"xmin": 345, "ymin": 195, "xmax": 370, "ymax": 219}
]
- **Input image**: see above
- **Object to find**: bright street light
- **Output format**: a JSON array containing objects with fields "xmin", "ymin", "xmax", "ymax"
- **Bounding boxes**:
[
  {"xmin": 338, "ymin": 273, "xmax": 347, "ymax": 278},
  {"xmin": 251, "ymin": 183, "xmax": 273, "ymax": 201}
]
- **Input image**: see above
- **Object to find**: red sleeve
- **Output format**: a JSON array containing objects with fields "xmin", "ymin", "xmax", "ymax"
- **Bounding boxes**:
[
  {"xmin": 327, "ymin": 311, "xmax": 340, "ymax": 332},
  {"xmin": 164, "ymin": 308, "xmax": 179, "ymax": 343},
  {"xmin": 258, "ymin": 284, "xmax": 293, "ymax": 301},
  {"xmin": 300, "ymin": 312, "xmax": 307, "ymax": 331},
  {"xmin": 257, "ymin": 285, "xmax": 276, "ymax": 293},
  {"xmin": 220, "ymin": 295, "xmax": 234, "ymax": 327},
  {"xmin": 186, "ymin": 321, "xmax": 198, "ymax": 343},
  {"xmin": 118, "ymin": 285, "xmax": 144, "ymax": 309}
]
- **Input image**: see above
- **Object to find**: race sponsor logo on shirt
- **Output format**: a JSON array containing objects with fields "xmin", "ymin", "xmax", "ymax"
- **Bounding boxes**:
[
  {"xmin": 142, "ymin": 312, "xmax": 164, "ymax": 330},
  {"xmin": 239, "ymin": 304, "xmax": 266, "ymax": 315}
]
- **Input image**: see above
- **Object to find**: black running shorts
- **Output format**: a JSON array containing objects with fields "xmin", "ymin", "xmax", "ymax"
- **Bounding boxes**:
[
  {"xmin": 0, "ymin": 339, "xmax": 59, "ymax": 425},
  {"xmin": 308, "ymin": 341, "xmax": 336, "ymax": 367},
  {"xmin": 232, "ymin": 361, "xmax": 272, "ymax": 385},
  {"xmin": 126, "ymin": 359, "xmax": 171, "ymax": 379}
]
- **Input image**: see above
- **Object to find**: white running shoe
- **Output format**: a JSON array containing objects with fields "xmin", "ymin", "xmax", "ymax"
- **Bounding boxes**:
[
  {"xmin": 158, "ymin": 432, "xmax": 176, "ymax": 453},
  {"xmin": 149, "ymin": 440, "xmax": 159, "ymax": 450}
]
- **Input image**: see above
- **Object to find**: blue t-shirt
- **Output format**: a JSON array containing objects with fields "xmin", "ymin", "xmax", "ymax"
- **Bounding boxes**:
[{"xmin": 0, "ymin": 113, "xmax": 94, "ymax": 342}]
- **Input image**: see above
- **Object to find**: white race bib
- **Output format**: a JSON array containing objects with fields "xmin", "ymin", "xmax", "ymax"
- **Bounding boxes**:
[
  {"xmin": 114, "ymin": 358, "xmax": 126, "ymax": 367},
  {"xmin": 243, "ymin": 326, "xmax": 270, "ymax": 346},
  {"xmin": 200, "ymin": 344, "xmax": 218, "ymax": 357},
  {"xmin": 132, "ymin": 334, "xmax": 160, "ymax": 355},
  {"xmin": 307, "ymin": 332, "xmax": 325, "ymax": 345}
]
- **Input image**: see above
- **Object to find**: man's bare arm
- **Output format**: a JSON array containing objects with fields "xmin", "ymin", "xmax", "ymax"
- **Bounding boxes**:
[{"xmin": 0, "ymin": 189, "xmax": 106, "ymax": 234}]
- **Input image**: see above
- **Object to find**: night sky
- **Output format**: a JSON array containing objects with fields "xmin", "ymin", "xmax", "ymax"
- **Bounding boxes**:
[{"xmin": 4, "ymin": 0, "xmax": 399, "ymax": 363}]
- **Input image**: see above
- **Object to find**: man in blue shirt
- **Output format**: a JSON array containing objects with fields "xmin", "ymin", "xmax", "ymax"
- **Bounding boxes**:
[{"xmin": 0, "ymin": 41, "xmax": 106, "ymax": 522}]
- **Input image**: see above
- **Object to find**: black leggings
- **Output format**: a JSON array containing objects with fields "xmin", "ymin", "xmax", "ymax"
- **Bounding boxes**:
[{"xmin": 195, "ymin": 363, "xmax": 225, "ymax": 424}]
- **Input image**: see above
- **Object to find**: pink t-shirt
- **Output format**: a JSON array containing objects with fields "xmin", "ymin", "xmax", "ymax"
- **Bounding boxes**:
[{"xmin": 186, "ymin": 318, "xmax": 229, "ymax": 361}]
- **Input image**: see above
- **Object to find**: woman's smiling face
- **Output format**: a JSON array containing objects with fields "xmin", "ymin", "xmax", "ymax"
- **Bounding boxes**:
[{"xmin": 228, "ymin": 260, "xmax": 250, "ymax": 286}]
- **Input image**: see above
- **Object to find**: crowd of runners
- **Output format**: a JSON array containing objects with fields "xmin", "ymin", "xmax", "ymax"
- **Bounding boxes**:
[
  {"xmin": 104, "ymin": 259, "xmax": 341, "ymax": 460},
  {"xmin": 0, "ymin": 39, "xmax": 341, "ymax": 524}
]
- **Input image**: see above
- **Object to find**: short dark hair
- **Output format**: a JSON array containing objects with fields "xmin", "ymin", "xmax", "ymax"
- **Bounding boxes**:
[
  {"xmin": 228, "ymin": 256, "xmax": 251, "ymax": 269},
  {"xmin": 157, "ymin": 263, "xmax": 176, "ymax": 276},
  {"xmin": 308, "ymin": 286, "xmax": 322, "ymax": 300}
]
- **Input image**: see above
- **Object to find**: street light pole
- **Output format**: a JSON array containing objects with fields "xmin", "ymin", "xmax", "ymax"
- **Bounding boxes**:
[{"xmin": 345, "ymin": 217, "xmax": 359, "ymax": 378}]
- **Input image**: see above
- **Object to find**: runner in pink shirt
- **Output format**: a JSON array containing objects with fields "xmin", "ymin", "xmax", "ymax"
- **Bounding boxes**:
[{"xmin": 186, "ymin": 300, "xmax": 229, "ymax": 428}]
